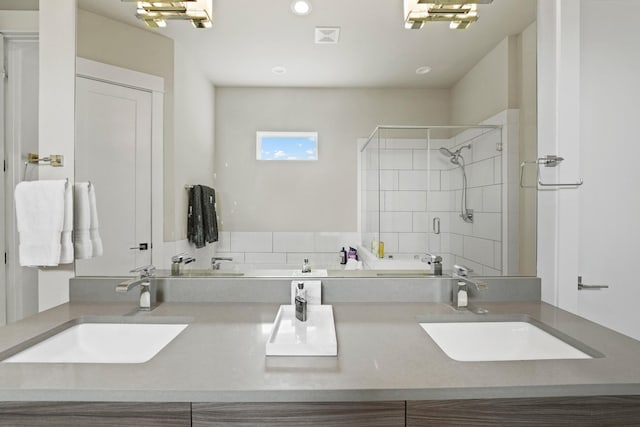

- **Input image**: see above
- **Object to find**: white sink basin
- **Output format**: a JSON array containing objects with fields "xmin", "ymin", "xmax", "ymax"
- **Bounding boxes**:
[
  {"xmin": 266, "ymin": 305, "xmax": 337, "ymax": 356},
  {"xmin": 2, "ymin": 322, "xmax": 188, "ymax": 364},
  {"xmin": 420, "ymin": 320, "xmax": 593, "ymax": 362},
  {"xmin": 250, "ymin": 269, "xmax": 328, "ymax": 277}
]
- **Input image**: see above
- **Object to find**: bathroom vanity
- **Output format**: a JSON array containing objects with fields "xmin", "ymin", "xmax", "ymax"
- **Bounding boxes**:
[{"xmin": 1, "ymin": 277, "xmax": 640, "ymax": 426}]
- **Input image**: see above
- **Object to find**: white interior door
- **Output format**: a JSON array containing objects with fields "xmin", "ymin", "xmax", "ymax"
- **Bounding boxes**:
[
  {"xmin": 576, "ymin": 0, "xmax": 640, "ymax": 340},
  {"xmin": 75, "ymin": 77, "xmax": 152, "ymax": 276}
]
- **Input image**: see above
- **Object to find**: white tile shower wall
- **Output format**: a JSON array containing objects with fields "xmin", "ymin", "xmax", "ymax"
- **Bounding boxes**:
[
  {"xmin": 446, "ymin": 126, "xmax": 504, "ymax": 274},
  {"xmin": 376, "ymin": 139, "xmax": 449, "ymax": 258},
  {"xmin": 373, "ymin": 128, "xmax": 505, "ymax": 274},
  {"xmin": 398, "ymin": 233, "xmax": 429, "ymax": 253},
  {"xmin": 380, "ymin": 150, "xmax": 413, "ymax": 170},
  {"xmin": 384, "ymin": 191, "xmax": 427, "ymax": 212},
  {"xmin": 380, "ymin": 212, "xmax": 413, "ymax": 232},
  {"xmin": 412, "ymin": 212, "xmax": 429, "ymax": 232}
]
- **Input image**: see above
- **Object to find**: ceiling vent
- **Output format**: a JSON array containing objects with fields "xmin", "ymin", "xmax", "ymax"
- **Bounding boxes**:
[{"xmin": 315, "ymin": 27, "xmax": 340, "ymax": 44}]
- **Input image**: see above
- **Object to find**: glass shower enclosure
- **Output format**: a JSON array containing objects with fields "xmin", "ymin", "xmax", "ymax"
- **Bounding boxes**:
[{"xmin": 359, "ymin": 125, "xmax": 503, "ymax": 274}]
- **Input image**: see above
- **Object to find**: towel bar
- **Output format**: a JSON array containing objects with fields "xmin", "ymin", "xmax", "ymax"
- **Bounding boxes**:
[
  {"xmin": 520, "ymin": 155, "xmax": 583, "ymax": 190},
  {"xmin": 23, "ymin": 152, "xmax": 65, "ymax": 181}
]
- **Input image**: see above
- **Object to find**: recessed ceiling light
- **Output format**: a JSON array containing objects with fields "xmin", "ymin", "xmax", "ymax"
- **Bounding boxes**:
[
  {"xmin": 271, "ymin": 66, "xmax": 287, "ymax": 75},
  {"xmin": 291, "ymin": 0, "xmax": 312, "ymax": 16},
  {"xmin": 416, "ymin": 66, "xmax": 432, "ymax": 75}
]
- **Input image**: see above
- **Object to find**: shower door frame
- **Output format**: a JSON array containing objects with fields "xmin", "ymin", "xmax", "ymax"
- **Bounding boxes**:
[{"xmin": 357, "ymin": 123, "xmax": 513, "ymax": 274}]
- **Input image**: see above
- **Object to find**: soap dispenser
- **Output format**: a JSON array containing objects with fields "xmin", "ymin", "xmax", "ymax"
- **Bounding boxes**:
[
  {"xmin": 302, "ymin": 258, "xmax": 311, "ymax": 274},
  {"xmin": 139, "ymin": 283, "xmax": 152, "ymax": 310},
  {"xmin": 454, "ymin": 281, "xmax": 468, "ymax": 309},
  {"xmin": 295, "ymin": 282, "xmax": 307, "ymax": 322}
]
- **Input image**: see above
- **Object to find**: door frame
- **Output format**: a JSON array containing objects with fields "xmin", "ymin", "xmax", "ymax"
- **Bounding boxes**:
[
  {"xmin": 3, "ymin": 34, "xmax": 41, "ymax": 325},
  {"xmin": 75, "ymin": 57, "xmax": 165, "ymax": 269},
  {"xmin": 0, "ymin": 34, "xmax": 6, "ymax": 325}
]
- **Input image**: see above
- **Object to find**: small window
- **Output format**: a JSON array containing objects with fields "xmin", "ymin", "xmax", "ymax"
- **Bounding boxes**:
[{"xmin": 256, "ymin": 131, "xmax": 318, "ymax": 161}]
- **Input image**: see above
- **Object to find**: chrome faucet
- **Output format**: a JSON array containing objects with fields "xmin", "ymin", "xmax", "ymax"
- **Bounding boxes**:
[
  {"xmin": 451, "ymin": 264, "xmax": 487, "ymax": 310},
  {"xmin": 421, "ymin": 253, "xmax": 443, "ymax": 276},
  {"xmin": 211, "ymin": 256, "xmax": 233, "ymax": 270},
  {"xmin": 171, "ymin": 253, "xmax": 195, "ymax": 275},
  {"xmin": 116, "ymin": 265, "xmax": 157, "ymax": 311}
]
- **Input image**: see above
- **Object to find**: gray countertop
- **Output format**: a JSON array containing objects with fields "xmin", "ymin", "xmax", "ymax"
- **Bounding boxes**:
[{"xmin": 1, "ymin": 300, "xmax": 640, "ymax": 402}]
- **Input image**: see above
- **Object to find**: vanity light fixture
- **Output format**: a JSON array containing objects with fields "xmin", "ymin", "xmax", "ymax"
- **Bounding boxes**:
[
  {"xmin": 291, "ymin": 0, "xmax": 312, "ymax": 16},
  {"xmin": 403, "ymin": 0, "xmax": 492, "ymax": 30},
  {"xmin": 122, "ymin": 0, "xmax": 213, "ymax": 29}
]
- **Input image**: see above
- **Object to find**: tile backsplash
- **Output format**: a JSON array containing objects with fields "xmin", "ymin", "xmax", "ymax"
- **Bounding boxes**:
[{"xmin": 160, "ymin": 231, "xmax": 360, "ymax": 271}]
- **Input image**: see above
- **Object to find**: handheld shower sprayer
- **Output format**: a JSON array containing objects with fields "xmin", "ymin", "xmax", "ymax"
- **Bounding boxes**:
[{"xmin": 438, "ymin": 144, "xmax": 473, "ymax": 223}]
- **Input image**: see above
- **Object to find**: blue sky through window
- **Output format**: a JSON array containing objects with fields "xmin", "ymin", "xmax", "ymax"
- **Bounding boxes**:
[{"xmin": 258, "ymin": 133, "xmax": 318, "ymax": 161}]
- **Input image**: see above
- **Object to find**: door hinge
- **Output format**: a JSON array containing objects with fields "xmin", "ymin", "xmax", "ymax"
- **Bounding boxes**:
[
  {"xmin": 3, "ymin": 159, "xmax": 6, "ymax": 172},
  {"xmin": 4, "ymin": 252, "xmax": 7, "ymax": 265}
]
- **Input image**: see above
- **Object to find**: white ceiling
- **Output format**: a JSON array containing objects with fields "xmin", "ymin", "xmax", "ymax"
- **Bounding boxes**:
[{"xmin": 77, "ymin": 0, "xmax": 536, "ymax": 88}]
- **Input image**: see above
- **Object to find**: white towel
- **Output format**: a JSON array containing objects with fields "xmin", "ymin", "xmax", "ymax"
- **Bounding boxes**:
[
  {"xmin": 15, "ymin": 180, "xmax": 66, "ymax": 267},
  {"xmin": 59, "ymin": 181, "xmax": 74, "ymax": 264},
  {"xmin": 73, "ymin": 182, "xmax": 92, "ymax": 259},
  {"xmin": 88, "ymin": 182, "xmax": 103, "ymax": 257}
]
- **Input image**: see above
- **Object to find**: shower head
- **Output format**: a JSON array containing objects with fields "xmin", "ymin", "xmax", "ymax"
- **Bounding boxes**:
[
  {"xmin": 439, "ymin": 147, "xmax": 454, "ymax": 157},
  {"xmin": 439, "ymin": 144, "xmax": 471, "ymax": 165}
]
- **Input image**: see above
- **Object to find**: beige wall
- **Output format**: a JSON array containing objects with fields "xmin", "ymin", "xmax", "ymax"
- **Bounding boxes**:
[
  {"xmin": 172, "ymin": 41, "xmax": 215, "ymax": 240},
  {"xmin": 0, "ymin": 0, "xmax": 38, "ymax": 10},
  {"xmin": 518, "ymin": 22, "xmax": 537, "ymax": 275},
  {"xmin": 76, "ymin": 10, "xmax": 178, "ymax": 239},
  {"xmin": 215, "ymin": 87, "xmax": 450, "ymax": 232},
  {"xmin": 450, "ymin": 36, "xmax": 518, "ymax": 125}
]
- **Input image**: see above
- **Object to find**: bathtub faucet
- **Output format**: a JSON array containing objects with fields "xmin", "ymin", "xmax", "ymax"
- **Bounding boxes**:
[
  {"xmin": 212, "ymin": 256, "xmax": 233, "ymax": 270},
  {"xmin": 171, "ymin": 253, "xmax": 195, "ymax": 275},
  {"xmin": 421, "ymin": 253, "xmax": 443, "ymax": 276}
]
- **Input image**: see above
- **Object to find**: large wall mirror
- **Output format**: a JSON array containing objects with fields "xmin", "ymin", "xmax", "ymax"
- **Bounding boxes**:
[{"xmin": 74, "ymin": 0, "xmax": 537, "ymax": 278}]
